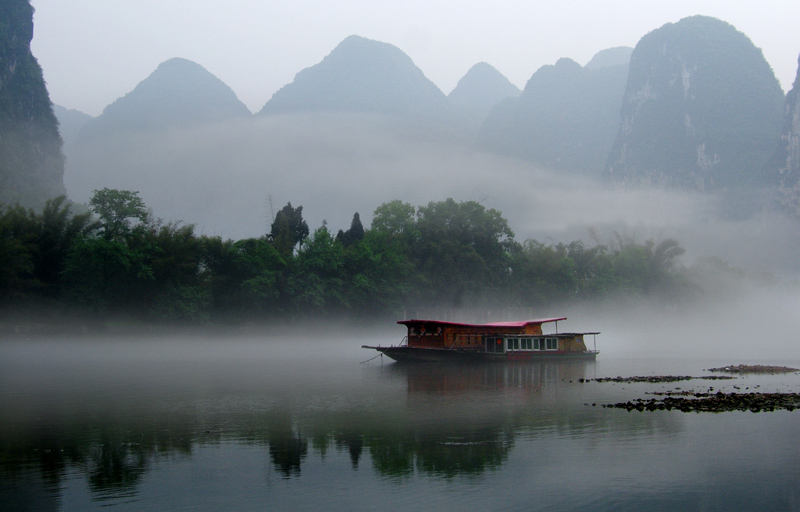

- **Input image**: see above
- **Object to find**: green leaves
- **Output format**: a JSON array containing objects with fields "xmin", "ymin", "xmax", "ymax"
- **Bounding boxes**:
[
  {"xmin": 0, "ymin": 191, "xmax": 694, "ymax": 323},
  {"xmin": 89, "ymin": 188, "xmax": 149, "ymax": 241},
  {"xmin": 269, "ymin": 202, "xmax": 309, "ymax": 258}
]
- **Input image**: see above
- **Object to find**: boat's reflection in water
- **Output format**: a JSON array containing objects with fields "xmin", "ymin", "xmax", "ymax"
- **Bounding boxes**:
[{"xmin": 389, "ymin": 359, "xmax": 594, "ymax": 395}]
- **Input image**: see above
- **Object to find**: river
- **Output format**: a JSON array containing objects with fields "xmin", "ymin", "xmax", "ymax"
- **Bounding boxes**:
[{"xmin": 1, "ymin": 330, "xmax": 799, "ymax": 511}]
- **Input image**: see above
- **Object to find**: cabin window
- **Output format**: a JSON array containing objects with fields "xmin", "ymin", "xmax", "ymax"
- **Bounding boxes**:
[
  {"xmin": 523, "ymin": 338, "xmax": 531, "ymax": 350},
  {"xmin": 511, "ymin": 338, "xmax": 519, "ymax": 350},
  {"xmin": 533, "ymin": 338, "xmax": 541, "ymax": 350},
  {"xmin": 486, "ymin": 337, "xmax": 501, "ymax": 353},
  {"xmin": 546, "ymin": 337, "xmax": 558, "ymax": 350}
]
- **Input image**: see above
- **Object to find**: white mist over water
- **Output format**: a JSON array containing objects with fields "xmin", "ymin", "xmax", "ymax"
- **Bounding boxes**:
[{"xmin": 64, "ymin": 114, "xmax": 800, "ymax": 279}]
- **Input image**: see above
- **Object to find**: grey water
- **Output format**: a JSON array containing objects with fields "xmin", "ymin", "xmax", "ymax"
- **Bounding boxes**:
[{"xmin": 2, "ymin": 331, "xmax": 800, "ymax": 512}]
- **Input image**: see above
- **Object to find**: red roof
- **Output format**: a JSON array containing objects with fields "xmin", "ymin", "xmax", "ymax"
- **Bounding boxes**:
[{"xmin": 397, "ymin": 317, "xmax": 566, "ymax": 328}]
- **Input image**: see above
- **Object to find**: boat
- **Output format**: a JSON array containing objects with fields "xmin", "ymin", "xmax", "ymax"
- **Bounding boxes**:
[{"xmin": 362, "ymin": 317, "xmax": 599, "ymax": 363}]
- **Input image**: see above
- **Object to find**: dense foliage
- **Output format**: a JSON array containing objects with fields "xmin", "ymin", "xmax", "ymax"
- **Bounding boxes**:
[{"xmin": 0, "ymin": 191, "xmax": 697, "ymax": 325}]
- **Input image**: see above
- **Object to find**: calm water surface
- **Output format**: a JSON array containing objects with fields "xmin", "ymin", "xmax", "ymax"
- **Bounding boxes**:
[{"xmin": 1, "ymin": 333, "xmax": 799, "ymax": 511}]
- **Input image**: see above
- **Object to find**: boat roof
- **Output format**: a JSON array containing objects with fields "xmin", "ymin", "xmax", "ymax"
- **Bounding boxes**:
[{"xmin": 397, "ymin": 317, "xmax": 567, "ymax": 328}]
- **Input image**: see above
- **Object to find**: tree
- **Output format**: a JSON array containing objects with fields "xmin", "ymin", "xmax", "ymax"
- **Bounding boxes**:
[
  {"xmin": 336, "ymin": 212, "xmax": 365, "ymax": 247},
  {"xmin": 287, "ymin": 226, "xmax": 344, "ymax": 313},
  {"xmin": 89, "ymin": 188, "xmax": 149, "ymax": 240},
  {"xmin": 0, "ymin": 197, "xmax": 96, "ymax": 302},
  {"xmin": 413, "ymin": 199, "xmax": 515, "ymax": 307},
  {"xmin": 61, "ymin": 237, "xmax": 154, "ymax": 315},
  {"xmin": 0, "ymin": 203, "xmax": 36, "ymax": 301},
  {"xmin": 371, "ymin": 200, "xmax": 416, "ymax": 238},
  {"xmin": 269, "ymin": 202, "xmax": 309, "ymax": 258},
  {"xmin": 509, "ymin": 240, "xmax": 577, "ymax": 305},
  {"xmin": 32, "ymin": 196, "xmax": 97, "ymax": 296}
]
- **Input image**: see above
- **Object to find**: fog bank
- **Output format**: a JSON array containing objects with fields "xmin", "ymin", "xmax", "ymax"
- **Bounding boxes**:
[{"xmin": 65, "ymin": 113, "xmax": 800, "ymax": 277}]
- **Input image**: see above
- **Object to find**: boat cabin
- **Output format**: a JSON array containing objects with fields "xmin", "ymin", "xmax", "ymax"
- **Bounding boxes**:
[{"xmin": 398, "ymin": 318, "xmax": 595, "ymax": 355}]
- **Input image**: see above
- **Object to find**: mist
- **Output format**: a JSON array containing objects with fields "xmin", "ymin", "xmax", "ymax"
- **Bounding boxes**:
[{"xmin": 64, "ymin": 113, "xmax": 800, "ymax": 278}]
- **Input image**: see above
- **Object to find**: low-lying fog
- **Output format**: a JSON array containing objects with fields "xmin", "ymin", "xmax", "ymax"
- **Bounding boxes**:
[
  {"xmin": 5, "ymin": 283, "xmax": 800, "ymax": 377},
  {"xmin": 64, "ymin": 113, "xmax": 800, "ymax": 277}
]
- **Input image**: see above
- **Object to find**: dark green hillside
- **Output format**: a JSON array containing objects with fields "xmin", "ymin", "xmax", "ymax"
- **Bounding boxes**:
[
  {"xmin": 0, "ymin": 0, "xmax": 65, "ymax": 208},
  {"xmin": 476, "ymin": 51, "xmax": 629, "ymax": 174},
  {"xmin": 606, "ymin": 16, "xmax": 784, "ymax": 195}
]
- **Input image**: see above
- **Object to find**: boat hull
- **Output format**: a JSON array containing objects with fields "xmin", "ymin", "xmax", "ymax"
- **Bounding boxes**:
[{"xmin": 362, "ymin": 345, "xmax": 598, "ymax": 363}]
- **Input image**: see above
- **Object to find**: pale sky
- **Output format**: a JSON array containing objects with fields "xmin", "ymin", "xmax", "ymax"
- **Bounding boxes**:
[{"xmin": 30, "ymin": 0, "xmax": 800, "ymax": 117}]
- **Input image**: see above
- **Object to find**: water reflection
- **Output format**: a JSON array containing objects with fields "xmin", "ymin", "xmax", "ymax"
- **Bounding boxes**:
[
  {"xmin": 1, "ymin": 344, "xmax": 612, "ymax": 497},
  {"xmin": 2, "ymin": 337, "xmax": 798, "ymax": 511}
]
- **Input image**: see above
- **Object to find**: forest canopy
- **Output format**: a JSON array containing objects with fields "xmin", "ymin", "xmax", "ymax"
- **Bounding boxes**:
[{"xmin": 0, "ymin": 190, "xmax": 753, "ymax": 326}]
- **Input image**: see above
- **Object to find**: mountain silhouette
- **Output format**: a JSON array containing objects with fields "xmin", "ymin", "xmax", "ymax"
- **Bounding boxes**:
[
  {"xmin": 767, "ymin": 52, "xmax": 800, "ymax": 215},
  {"xmin": 53, "ymin": 105, "xmax": 91, "ymax": 148},
  {"xmin": 476, "ymin": 49, "xmax": 630, "ymax": 173},
  {"xmin": 585, "ymin": 47, "xmax": 633, "ymax": 70},
  {"xmin": 258, "ymin": 35, "xmax": 462, "ymax": 138},
  {"xmin": 76, "ymin": 57, "xmax": 250, "ymax": 140},
  {"xmin": 605, "ymin": 16, "xmax": 784, "ymax": 196},
  {"xmin": 0, "ymin": 0, "xmax": 65, "ymax": 208},
  {"xmin": 66, "ymin": 58, "xmax": 251, "ymax": 202},
  {"xmin": 447, "ymin": 62, "xmax": 520, "ymax": 137}
]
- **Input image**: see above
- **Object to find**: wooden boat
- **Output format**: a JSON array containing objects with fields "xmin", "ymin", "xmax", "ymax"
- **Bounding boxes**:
[{"xmin": 362, "ymin": 317, "xmax": 599, "ymax": 363}]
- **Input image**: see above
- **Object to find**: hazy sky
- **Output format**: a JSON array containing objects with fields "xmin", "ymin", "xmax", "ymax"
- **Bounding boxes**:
[{"xmin": 30, "ymin": 0, "xmax": 800, "ymax": 117}]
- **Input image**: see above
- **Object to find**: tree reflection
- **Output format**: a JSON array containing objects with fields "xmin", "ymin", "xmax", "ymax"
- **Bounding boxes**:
[
  {"xmin": 0, "ymin": 355, "xmax": 684, "ymax": 507},
  {"xmin": 84, "ymin": 442, "xmax": 147, "ymax": 498},
  {"xmin": 266, "ymin": 412, "xmax": 308, "ymax": 478}
]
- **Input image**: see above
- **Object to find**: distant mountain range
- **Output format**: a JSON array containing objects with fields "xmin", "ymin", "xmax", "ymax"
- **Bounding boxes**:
[
  {"xmin": 447, "ymin": 62, "xmax": 521, "ymax": 137},
  {"xmin": 258, "ymin": 35, "xmax": 470, "ymax": 140},
  {"xmin": 0, "ymin": 0, "xmax": 64, "ymax": 208},
  {"xmin": 46, "ymin": 18, "xmax": 800, "ymax": 225},
  {"xmin": 476, "ymin": 48, "xmax": 631, "ymax": 174},
  {"xmin": 77, "ymin": 57, "xmax": 251, "ymax": 140}
]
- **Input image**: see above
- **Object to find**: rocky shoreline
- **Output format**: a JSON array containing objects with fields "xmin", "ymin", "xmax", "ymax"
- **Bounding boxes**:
[
  {"xmin": 705, "ymin": 364, "xmax": 799, "ymax": 373},
  {"xmin": 581, "ymin": 366, "xmax": 800, "ymax": 413},
  {"xmin": 579, "ymin": 375, "xmax": 734, "ymax": 383},
  {"xmin": 600, "ymin": 391, "xmax": 800, "ymax": 413}
]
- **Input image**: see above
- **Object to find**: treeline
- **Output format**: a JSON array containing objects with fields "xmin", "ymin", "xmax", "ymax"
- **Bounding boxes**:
[{"xmin": 0, "ymin": 190, "xmax": 695, "ymax": 324}]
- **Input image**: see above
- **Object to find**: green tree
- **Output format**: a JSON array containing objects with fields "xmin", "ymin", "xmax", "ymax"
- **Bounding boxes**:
[
  {"xmin": 607, "ymin": 234, "xmax": 687, "ymax": 298},
  {"xmin": 269, "ymin": 202, "xmax": 309, "ymax": 258},
  {"xmin": 287, "ymin": 226, "xmax": 344, "ymax": 314},
  {"xmin": 89, "ymin": 188, "xmax": 149, "ymax": 240},
  {"xmin": 198, "ymin": 236, "xmax": 286, "ymax": 319},
  {"xmin": 413, "ymin": 199, "xmax": 515, "ymax": 307},
  {"xmin": 61, "ymin": 237, "xmax": 154, "ymax": 315},
  {"xmin": 336, "ymin": 212, "xmax": 365, "ymax": 248},
  {"xmin": 509, "ymin": 240, "xmax": 577, "ymax": 305},
  {"xmin": 32, "ymin": 196, "xmax": 97, "ymax": 296},
  {"xmin": 0, "ymin": 197, "xmax": 96, "ymax": 303},
  {"xmin": 143, "ymin": 222, "xmax": 211, "ymax": 321},
  {"xmin": 0, "ymin": 203, "xmax": 36, "ymax": 301},
  {"xmin": 342, "ymin": 231, "xmax": 414, "ymax": 316},
  {"xmin": 371, "ymin": 200, "xmax": 416, "ymax": 240}
]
